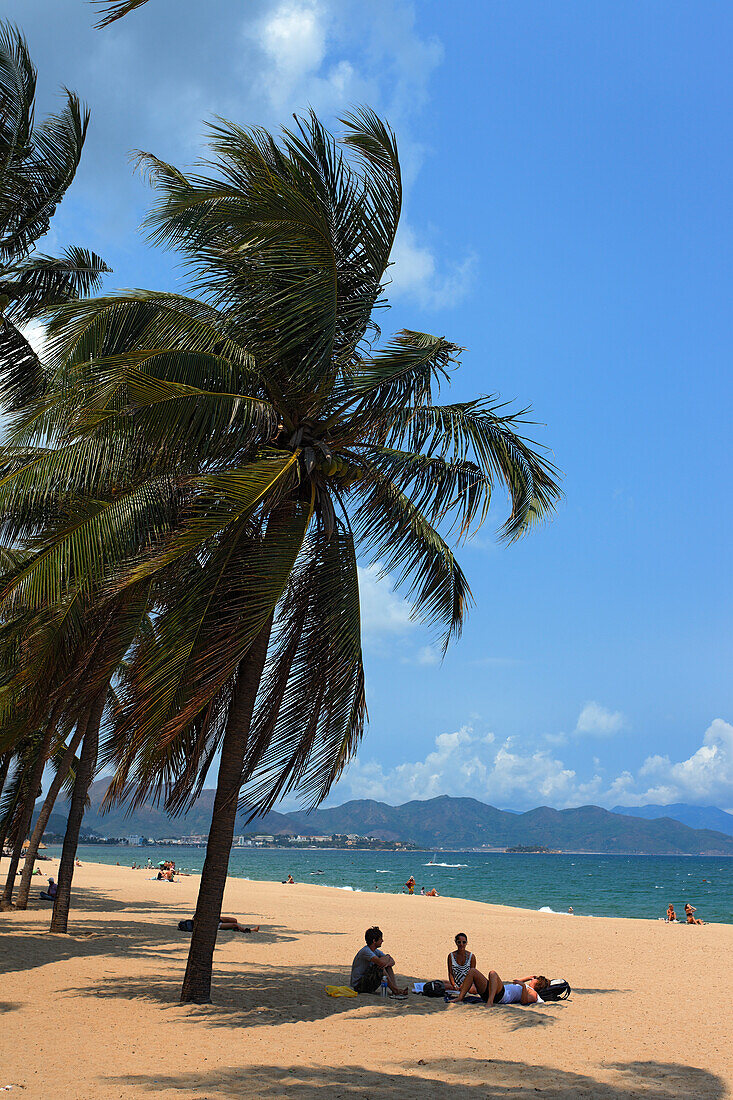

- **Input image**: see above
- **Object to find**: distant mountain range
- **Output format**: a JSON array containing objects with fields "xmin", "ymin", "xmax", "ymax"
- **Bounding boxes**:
[
  {"xmin": 612, "ymin": 803, "xmax": 733, "ymax": 838},
  {"xmin": 38, "ymin": 783, "xmax": 733, "ymax": 856}
]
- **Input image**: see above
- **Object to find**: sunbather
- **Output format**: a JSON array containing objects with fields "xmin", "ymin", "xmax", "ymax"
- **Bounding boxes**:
[
  {"xmin": 685, "ymin": 903, "xmax": 705, "ymax": 925},
  {"xmin": 218, "ymin": 915, "xmax": 259, "ymax": 933},
  {"xmin": 666, "ymin": 904, "xmax": 678, "ymax": 922},
  {"xmin": 455, "ymin": 967, "xmax": 549, "ymax": 1005},
  {"xmin": 447, "ymin": 933, "xmax": 476, "ymax": 992}
]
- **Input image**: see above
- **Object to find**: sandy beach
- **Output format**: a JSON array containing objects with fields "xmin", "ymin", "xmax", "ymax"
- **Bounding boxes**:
[{"xmin": 1, "ymin": 855, "xmax": 731, "ymax": 1099}]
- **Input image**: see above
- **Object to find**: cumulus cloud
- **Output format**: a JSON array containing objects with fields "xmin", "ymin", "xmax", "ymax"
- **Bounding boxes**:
[
  {"xmin": 388, "ymin": 225, "xmax": 477, "ymax": 309},
  {"xmin": 575, "ymin": 701, "xmax": 627, "ymax": 737},
  {"xmin": 618, "ymin": 719, "xmax": 733, "ymax": 809},
  {"xmin": 357, "ymin": 563, "xmax": 413, "ymax": 636},
  {"xmin": 331, "ymin": 717, "xmax": 733, "ymax": 811}
]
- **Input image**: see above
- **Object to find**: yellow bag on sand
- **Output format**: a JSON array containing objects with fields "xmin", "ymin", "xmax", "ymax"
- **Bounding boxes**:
[{"xmin": 326, "ymin": 985, "xmax": 357, "ymax": 997}]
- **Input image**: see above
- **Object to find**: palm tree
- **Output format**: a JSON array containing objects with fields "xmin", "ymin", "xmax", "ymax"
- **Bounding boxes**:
[
  {"xmin": 15, "ymin": 720, "xmax": 85, "ymax": 909},
  {"xmin": 0, "ymin": 110, "xmax": 560, "ymax": 998},
  {"xmin": 0, "ymin": 21, "xmax": 108, "ymax": 415}
]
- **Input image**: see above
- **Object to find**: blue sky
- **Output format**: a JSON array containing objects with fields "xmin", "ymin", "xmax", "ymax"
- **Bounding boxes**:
[{"xmin": 8, "ymin": 0, "xmax": 732, "ymax": 811}]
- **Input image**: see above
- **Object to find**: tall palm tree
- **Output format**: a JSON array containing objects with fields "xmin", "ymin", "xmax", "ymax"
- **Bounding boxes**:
[
  {"xmin": 0, "ymin": 110, "xmax": 560, "ymax": 999},
  {"xmin": 0, "ymin": 22, "xmax": 108, "ymax": 415}
]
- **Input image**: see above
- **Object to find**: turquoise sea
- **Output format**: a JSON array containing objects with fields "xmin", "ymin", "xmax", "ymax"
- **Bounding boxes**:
[{"xmin": 47, "ymin": 845, "xmax": 733, "ymax": 924}]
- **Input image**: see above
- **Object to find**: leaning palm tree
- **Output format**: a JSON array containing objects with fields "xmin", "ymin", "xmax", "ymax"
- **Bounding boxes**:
[
  {"xmin": 0, "ymin": 110, "xmax": 560, "ymax": 1000},
  {"xmin": 0, "ymin": 21, "xmax": 108, "ymax": 414}
]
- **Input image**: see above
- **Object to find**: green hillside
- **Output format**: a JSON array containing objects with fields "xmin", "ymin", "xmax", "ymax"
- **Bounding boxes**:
[{"xmin": 42, "ymin": 785, "xmax": 733, "ymax": 855}]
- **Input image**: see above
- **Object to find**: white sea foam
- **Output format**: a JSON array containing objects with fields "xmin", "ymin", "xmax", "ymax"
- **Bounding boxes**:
[
  {"xmin": 375, "ymin": 870, "xmax": 391, "ymax": 873},
  {"xmin": 423, "ymin": 862, "xmax": 467, "ymax": 868}
]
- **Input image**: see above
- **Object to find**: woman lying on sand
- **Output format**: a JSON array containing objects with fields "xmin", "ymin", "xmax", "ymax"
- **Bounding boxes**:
[{"xmin": 454, "ymin": 967, "xmax": 549, "ymax": 1005}]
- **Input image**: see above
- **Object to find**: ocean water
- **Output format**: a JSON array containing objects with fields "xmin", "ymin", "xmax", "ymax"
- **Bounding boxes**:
[{"xmin": 46, "ymin": 845, "xmax": 733, "ymax": 924}]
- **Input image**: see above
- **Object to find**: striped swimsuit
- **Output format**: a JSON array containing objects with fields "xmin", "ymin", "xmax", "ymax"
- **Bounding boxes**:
[{"xmin": 450, "ymin": 951, "xmax": 474, "ymax": 987}]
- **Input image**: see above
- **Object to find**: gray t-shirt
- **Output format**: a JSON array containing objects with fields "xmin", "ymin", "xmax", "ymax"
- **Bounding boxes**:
[{"xmin": 350, "ymin": 945, "xmax": 384, "ymax": 988}]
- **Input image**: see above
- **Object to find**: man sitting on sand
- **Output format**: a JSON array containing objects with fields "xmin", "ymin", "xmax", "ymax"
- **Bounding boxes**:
[
  {"xmin": 666, "ymin": 904, "xmax": 678, "ymax": 922},
  {"xmin": 350, "ymin": 926, "xmax": 408, "ymax": 997},
  {"xmin": 39, "ymin": 877, "xmax": 57, "ymax": 901}
]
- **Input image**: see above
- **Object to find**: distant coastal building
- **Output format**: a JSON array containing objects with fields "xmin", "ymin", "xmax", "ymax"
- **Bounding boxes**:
[{"xmin": 124, "ymin": 835, "xmax": 143, "ymax": 846}]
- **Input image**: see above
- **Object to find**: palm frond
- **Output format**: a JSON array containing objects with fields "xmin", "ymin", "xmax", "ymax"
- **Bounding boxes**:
[
  {"xmin": 92, "ymin": 0, "xmax": 151, "ymax": 28},
  {"xmin": 240, "ymin": 521, "xmax": 365, "ymax": 816},
  {"xmin": 351, "ymin": 472, "xmax": 473, "ymax": 651}
]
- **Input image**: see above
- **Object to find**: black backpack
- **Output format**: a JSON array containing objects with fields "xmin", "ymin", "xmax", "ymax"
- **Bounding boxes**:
[
  {"xmin": 542, "ymin": 979, "xmax": 571, "ymax": 1001},
  {"xmin": 177, "ymin": 919, "xmax": 194, "ymax": 932},
  {"xmin": 422, "ymin": 979, "xmax": 446, "ymax": 997}
]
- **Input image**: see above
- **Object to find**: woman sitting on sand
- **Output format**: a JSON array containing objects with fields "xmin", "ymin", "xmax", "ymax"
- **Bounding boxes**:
[
  {"xmin": 454, "ymin": 967, "xmax": 549, "ymax": 1006},
  {"xmin": 448, "ymin": 933, "xmax": 476, "ymax": 993},
  {"xmin": 684, "ymin": 903, "xmax": 705, "ymax": 925},
  {"xmin": 666, "ymin": 904, "xmax": 678, "ymax": 922}
]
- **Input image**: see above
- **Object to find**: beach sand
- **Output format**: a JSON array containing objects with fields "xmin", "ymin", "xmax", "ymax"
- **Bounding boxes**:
[{"xmin": 1, "ymin": 855, "xmax": 731, "ymax": 1099}]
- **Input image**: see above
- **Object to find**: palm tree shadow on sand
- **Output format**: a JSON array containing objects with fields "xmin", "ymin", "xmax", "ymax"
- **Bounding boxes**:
[{"xmin": 107, "ymin": 1059, "xmax": 725, "ymax": 1099}]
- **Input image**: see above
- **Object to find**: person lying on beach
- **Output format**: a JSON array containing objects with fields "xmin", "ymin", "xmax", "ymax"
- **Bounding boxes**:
[
  {"xmin": 685, "ymin": 903, "xmax": 705, "ymax": 925},
  {"xmin": 426, "ymin": 887, "xmax": 439, "ymax": 897},
  {"xmin": 454, "ymin": 967, "xmax": 549, "ymax": 1006},
  {"xmin": 350, "ymin": 926, "xmax": 408, "ymax": 997},
  {"xmin": 39, "ymin": 878, "xmax": 57, "ymax": 901},
  {"xmin": 218, "ymin": 916, "xmax": 259, "ymax": 933},
  {"xmin": 666, "ymin": 904, "xmax": 678, "ymax": 922},
  {"xmin": 179, "ymin": 916, "xmax": 260, "ymax": 933},
  {"xmin": 448, "ymin": 933, "xmax": 476, "ymax": 993}
]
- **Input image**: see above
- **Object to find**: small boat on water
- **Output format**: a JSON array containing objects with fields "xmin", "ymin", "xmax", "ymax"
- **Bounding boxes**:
[{"xmin": 426, "ymin": 853, "xmax": 437, "ymax": 865}]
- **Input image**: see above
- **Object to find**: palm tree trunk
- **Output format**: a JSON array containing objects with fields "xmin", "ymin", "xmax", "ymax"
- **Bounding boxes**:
[
  {"xmin": 15, "ymin": 716, "xmax": 89, "ymax": 910},
  {"xmin": 0, "ymin": 751, "xmax": 10, "ymax": 801},
  {"xmin": 180, "ymin": 617, "xmax": 273, "ymax": 1004},
  {"xmin": 1, "ymin": 712, "xmax": 57, "ymax": 907},
  {"xmin": 50, "ymin": 693, "xmax": 105, "ymax": 933},
  {"xmin": 0, "ymin": 751, "xmax": 12, "ymax": 854}
]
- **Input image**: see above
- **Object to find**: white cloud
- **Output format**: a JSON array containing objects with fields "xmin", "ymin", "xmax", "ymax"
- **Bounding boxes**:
[
  {"xmin": 357, "ymin": 563, "xmax": 413, "ymax": 636},
  {"xmin": 388, "ymin": 225, "xmax": 477, "ymax": 309},
  {"xmin": 619, "ymin": 719, "xmax": 733, "ymax": 808},
  {"xmin": 20, "ymin": 320, "xmax": 49, "ymax": 362},
  {"xmin": 575, "ymin": 701, "xmax": 627, "ymax": 737},
  {"xmin": 331, "ymin": 716, "xmax": 733, "ymax": 812},
  {"xmin": 416, "ymin": 645, "xmax": 440, "ymax": 666}
]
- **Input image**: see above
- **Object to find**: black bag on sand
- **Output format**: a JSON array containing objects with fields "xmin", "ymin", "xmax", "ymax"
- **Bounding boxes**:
[
  {"xmin": 422, "ymin": 980, "xmax": 446, "ymax": 997},
  {"xmin": 178, "ymin": 919, "xmax": 194, "ymax": 932},
  {"xmin": 542, "ymin": 979, "xmax": 571, "ymax": 1001}
]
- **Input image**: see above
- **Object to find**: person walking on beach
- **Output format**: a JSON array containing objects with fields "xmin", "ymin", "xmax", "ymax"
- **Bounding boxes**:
[
  {"xmin": 350, "ymin": 926, "xmax": 407, "ymax": 997},
  {"xmin": 405, "ymin": 876, "xmax": 415, "ymax": 895}
]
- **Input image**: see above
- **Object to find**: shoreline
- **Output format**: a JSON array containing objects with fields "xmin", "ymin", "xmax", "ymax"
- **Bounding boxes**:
[
  {"xmin": 38, "ymin": 845, "xmax": 732, "ymax": 926},
  {"xmin": 1, "ymin": 855, "xmax": 731, "ymax": 1098}
]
